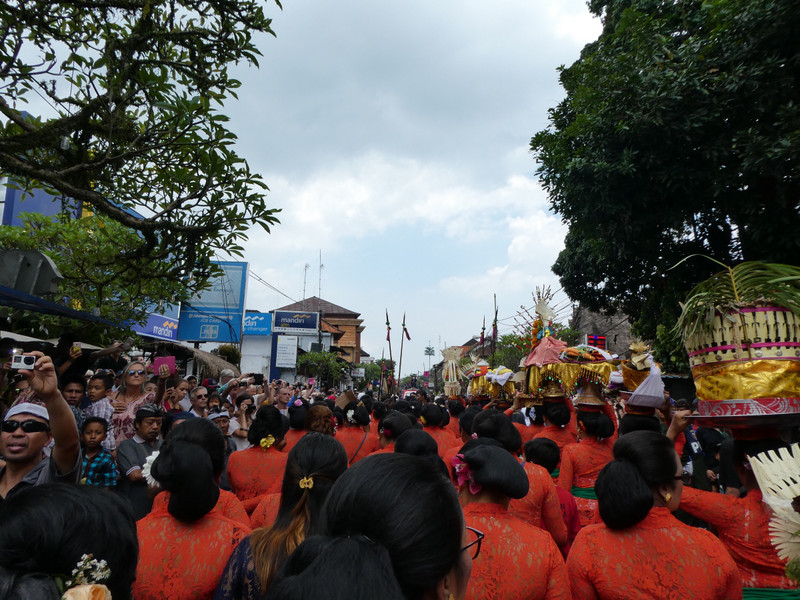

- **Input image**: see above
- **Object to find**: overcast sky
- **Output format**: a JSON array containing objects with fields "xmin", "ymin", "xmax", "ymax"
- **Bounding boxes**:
[{"xmin": 221, "ymin": 0, "xmax": 602, "ymax": 376}]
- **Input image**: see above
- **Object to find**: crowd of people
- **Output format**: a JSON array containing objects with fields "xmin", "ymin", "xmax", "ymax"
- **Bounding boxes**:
[{"xmin": 0, "ymin": 338, "xmax": 798, "ymax": 599}]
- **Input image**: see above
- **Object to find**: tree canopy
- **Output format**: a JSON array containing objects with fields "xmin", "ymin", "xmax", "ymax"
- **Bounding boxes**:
[
  {"xmin": 531, "ymin": 0, "xmax": 800, "ymax": 363},
  {"xmin": 0, "ymin": 0, "xmax": 282, "ymax": 286}
]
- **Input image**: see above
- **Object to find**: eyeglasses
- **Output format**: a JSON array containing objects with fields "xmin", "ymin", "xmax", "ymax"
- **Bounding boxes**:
[
  {"xmin": 2, "ymin": 419, "xmax": 51, "ymax": 433},
  {"xmin": 195, "ymin": 393, "xmax": 208, "ymax": 398},
  {"xmin": 461, "ymin": 526, "xmax": 485, "ymax": 560},
  {"xmin": 13, "ymin": 388, "xmax": 28, "ymax": 394},
  {"xmin": 128, "ymin": 369, "xmax": 146, "ymax": 376}
]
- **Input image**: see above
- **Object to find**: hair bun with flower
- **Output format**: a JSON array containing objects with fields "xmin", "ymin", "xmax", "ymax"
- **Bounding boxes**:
[
  {"xmin": 260, "ymin": 435, "xmax": 275, "ymax": 450},
  {"xmin": 299, "ymin": 476, "xmax": 314, "ymax": 490},
  {"xmin": 451, "ymin": 454, "xmax": 482, "ymax": 495}
]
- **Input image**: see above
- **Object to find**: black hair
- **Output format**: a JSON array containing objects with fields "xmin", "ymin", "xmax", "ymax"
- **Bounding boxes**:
[
  {"xmin": 456, "ymin": 438, "xmax": 529, "ymax": 499},
  {"xmin": 542, "ymin": 402, "xmax": 570, "ymax": 427},
  {"xmin": 251, "ymin": 433, "xmax": 348, "ymax": 590},
  {"xmin": 60, "ymin": 373, "xmax": 86, "ymax": 391},
  {"xmin": 0, "ymin": 484, "xmax": 138, "ymax": 599},
  {"xmin": 151, "ymin": 419, "xmax": 224, "ymax": 522},
  {"xmin": 595, "ymin": 430, "xmax": 678, "ymax": 530},
  {"xmin": 618, "ymin": 413, "xmax": 661, "ymax": 435},
  {"xmin": 249, "ymin": 405, "xmax": 289, "ymax": 446},
  {"xmin": 81, "ymin": 416, "xmax": 108, "ymax": 434},
  {"xmin": 378, "ymin": 410, "xmax": 413, "ymax": 443},
  {"xmin": 268, "ymin": 536, "xmax": 404, "ymax": 600},
  {"xmin": 288, "ymin": 399, "xmax": 309, "ymax": 430},
  {"xmin": 733, "ymin": 438, "xmax": 791, "ymax": 467},
  {"xmin": 321, "ymin": 454, "xmax": 464, "ymax": 600},
  {"xmin": 458, "ymin": 406, "xmax": 480, "ymax": 436},
  {"xmin": 88, "ymin": 373, "xmax": 113, "ymax": 391},
  {"xmin": 394, "ymin": 429, "xmax": 448, "ymax": 478},
  {"xmin": 578, "ymin": 410, "xmax": 615, "ymax": 439},
  {"xmin": 523, "ymin": 438, "xmax": 560, "ymax": 473},
  {"xmin": 419, "ymin": 403, "xmax": 445, "ymax": 428},
  {"xmin": 372, "ymin": 402, "xmax": 388, "ymax": 421},
  {"xmin": 471, "ymin": 410, "xmax": 522, "ymax": 453},
  {"xmin": 447, "ymin": 400, "xmax": 465, "ymax": 419},
  {"xmin": 342, "ymin": 401, "xmax": 371, "ymax": 427}
]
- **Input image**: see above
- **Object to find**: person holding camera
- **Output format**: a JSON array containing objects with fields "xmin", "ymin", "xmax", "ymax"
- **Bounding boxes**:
[
  {"xmin": 229, "ymin": 394, "xmax": 256, "ymax": 452},
  {"xmin": 0, "ymin": 352, "xmax": 81, "ymax": 502}
]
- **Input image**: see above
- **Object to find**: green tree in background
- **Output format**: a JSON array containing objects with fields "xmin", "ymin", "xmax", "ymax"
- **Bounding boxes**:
[
  {"xmin": 297, "ymin": 351, "xmax": 347, "ymax": 389},
  {"xmin": 0, "ymin": 213, "xmax": 190, "ymax": 340},
  {"xmin": 0, "ymin": 0, "xmax": 282, "ymax": 290},
  {"xmin": 532, "ymin": 0, "xmax": 800, "ymax": 368}
]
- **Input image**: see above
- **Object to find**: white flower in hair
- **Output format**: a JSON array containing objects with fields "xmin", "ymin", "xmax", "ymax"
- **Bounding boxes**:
[
  {"xmin": 346, "ymin": 409, "xmax": 356, "ymax": 424},
  {"xmin": 142, "ymin": 451, "xmax": 161, "ymax": 489}
]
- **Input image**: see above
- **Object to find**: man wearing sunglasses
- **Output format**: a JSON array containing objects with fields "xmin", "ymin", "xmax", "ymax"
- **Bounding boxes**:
[
  {"xmin": 188, "ymin": 386, "xmax": 209, "ymax": 418},
  {"xmin": 0, "ymin": 352, "xmax": 81, "ymax": 502}
]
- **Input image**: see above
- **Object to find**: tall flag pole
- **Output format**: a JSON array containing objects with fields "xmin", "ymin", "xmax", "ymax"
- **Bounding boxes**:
[
  {"xmin": 491, "ymin": 294, "xmax": 498, "ymax": 368},
  {"xmin": 379, "ymin": 348, "xmax": 385, "ymax": 396},
  {"xmin": 386, "ymin": 309, "xmax": 395, "ymax": 395},
  {"xmin": 397, "ymin": 312, "xmax": 409, "ymax": 395},
  {"xmin": 480, "ymin": 316, "xmax": 485, "ymax": 347}
]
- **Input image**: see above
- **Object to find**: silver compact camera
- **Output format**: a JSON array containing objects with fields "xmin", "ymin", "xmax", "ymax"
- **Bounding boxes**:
[{"xmin": 10, "ymin": 351, "xmax": 36, "ymax": 370}]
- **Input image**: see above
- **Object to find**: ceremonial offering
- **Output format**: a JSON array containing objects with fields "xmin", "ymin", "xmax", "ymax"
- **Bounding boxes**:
[{"xmin": 678, "ymin": 261, "xmax": 800, "ymax": 428}]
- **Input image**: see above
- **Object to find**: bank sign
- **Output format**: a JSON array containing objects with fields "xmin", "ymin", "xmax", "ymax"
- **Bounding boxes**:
[
  {"xmin": 272, "ymin": 311, "xmax": 319, "ymax": 334},
  {"xmin": 244, "ymin": 313, "xmax": 272, "ymax": 336}
]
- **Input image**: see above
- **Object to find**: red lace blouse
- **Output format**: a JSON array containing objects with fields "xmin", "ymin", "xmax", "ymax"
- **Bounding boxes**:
[
  {"xmin": 227, "ymin": 446, "xmax": 288, "ymax": 514},
  {"xmin": 567, "ymin": 506, "xmax": 741, "ymax": 599},
  {"xmin": 463, "ymin": 503, "xmax": 570, "ymax": 600},
  {"xmin": 557, "ymin": 438, "xmax": 614, "ymax": 526},
  {"xmin": 508, "ymin": 462, "xmax": 568, "ymax": 548},
  {"xmin": 134, "ymin": 495, "xmax": 252, "ymax": 600},
  {"xmin": 249, "ymin": 492, "xmax": 281, "ymax": 529},
  {"xmin": 335, "ymin": 427, "xmax": 381, "ymax": 464},
  {"xmin": 680, "ymin": 487, "xmax": 798, "ymax": 589}
]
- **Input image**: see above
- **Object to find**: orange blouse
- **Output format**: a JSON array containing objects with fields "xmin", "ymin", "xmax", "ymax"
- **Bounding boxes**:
[
  {"xmin": 534, "ymin": 422, "xmax": 578, "ymax": 461},
  {"xmin": 134, "ymin": 494, "xmax": 251, "ymax": 600},
  {"xmin": 557, "ymin": 438, "xmax": 614, "ymax": 527},
  {"xmin": 281, "ymin": 429, "xmax": 306, "ymax": 454},
  {"xmin": 680, "ymin": 487, "xmax": 798, "ymax": 589},
  {"xmin": 513, "ymin": 421, "xmax": 546, "ymax": 446},
  {"xmin": 508, "ymin": 462, "xmax": 568, "ymax": 548},
  {"xmin": 249, "ymin": 492, "xmax": 281, "ymax": 529},
  {"xmin": 422, "ymin": 426, "xmax": 459, "ymax": 460},
  {"xmin": 153, "ymin": 489, "xmax": 250, "ymax": 528},
  {"xmin": 227, "ymin": 446, "xmax": 288, "ymax": 514},
  {"xmin": 335, "ymin": 427, "xmax": 381, "ymax": 464},
  {"xmin": 464, "ymin": 503, "xmax": 570, "ymax": 600},
  {"xmin": 567, "ymin": 507, "xmax": 741, "ymax": 599}
]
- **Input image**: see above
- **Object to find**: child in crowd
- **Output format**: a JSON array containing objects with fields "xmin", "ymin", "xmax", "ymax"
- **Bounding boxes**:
[
  {"xmin": 83, "ymin": 373, "xmax": 116, "ymax": 451},
  {"xmin": 80, "ymin": 417, "xmax": 118, "ymax": 487}
]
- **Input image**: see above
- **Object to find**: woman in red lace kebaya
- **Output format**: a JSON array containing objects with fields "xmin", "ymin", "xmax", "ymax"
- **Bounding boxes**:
[
  {"xmin": 567, "ymin": 431, "xmax": 741, "ymax": 599},
  {"xmin": 454, "ymin": 438, "xmax": 570, "ymax": 600},
  {"xmin": 557, "ymin": 409, "xmax": 616, "ymax": 526},
  {"xmin": 533, "ymin": 402, "xmax": 578, "ymax": 464},
  {"xmin": 134, "ymin": 419, "xmax": 251, "ymax": 600},
  {"xmin": 419, "ymin": 403, "xmax": 458, "ymax": 460},
  {"xmin": 371, "ymin": 410, "xmax": 414, "ymax": 456},
  {"xmin": 334, "ymin": 400, "xmax": 381, "ymax": 464},
  {"xmin": 678, "ymin": 436, "xmax": 799, "ymax": 593},
  {"xmin": 227, "ymin": 405, "xmax": 289, "ymax": 514}
]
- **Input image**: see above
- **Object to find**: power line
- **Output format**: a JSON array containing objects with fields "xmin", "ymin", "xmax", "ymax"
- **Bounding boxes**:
[{"xmin": 247, "ymin": 270, "xmax": 297, "ymax": 304}]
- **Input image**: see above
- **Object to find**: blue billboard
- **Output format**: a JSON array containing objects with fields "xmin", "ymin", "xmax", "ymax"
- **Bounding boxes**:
[
  {"xmin": 177, "ymin": 261, "xmax": 247, "ymax": 343},
  {"xmin": 272, "ymin": 311, "xmax": 319, "ymax": 334},
  {"xmin": 244, "ymin": 312, "xmax": 272, "ymax": 336}
]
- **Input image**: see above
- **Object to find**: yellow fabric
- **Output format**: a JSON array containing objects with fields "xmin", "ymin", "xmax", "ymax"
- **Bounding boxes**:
[
  {"xmin": 527, "ymin": 362, "xmax": 614, "ymax": 395},
  {"xmin": 692, "ymin": 360, "xmax": 800, "ymax": 402}
]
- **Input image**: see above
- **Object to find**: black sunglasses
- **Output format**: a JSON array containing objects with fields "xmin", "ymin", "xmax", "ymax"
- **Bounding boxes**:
[
  {"xmin": 2, "ymin": 419, "xmax": 51, "ymax": 433},
  {"xmin": 461, "ymin": 526, "xmax": 485, "ymax": 560}
]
